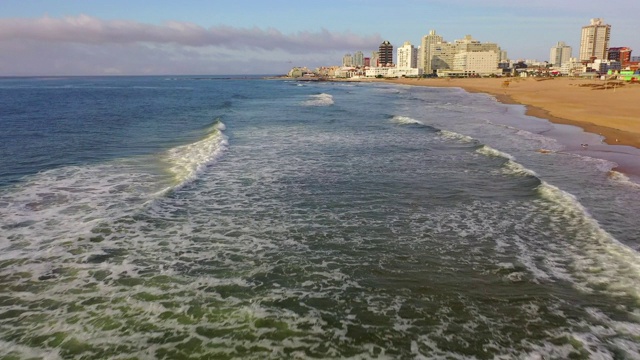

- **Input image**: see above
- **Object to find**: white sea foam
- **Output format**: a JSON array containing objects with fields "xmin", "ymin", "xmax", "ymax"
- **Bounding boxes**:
[
  {"xmin": 514, "ymin": 129, "xmax": 563, "ymax": 151},
  {"xmin": 438, "ymin": 129, "xmax": 474, "ymax": 143},
  {"xmin": 536, "ymin": 181, "xmax": 640, "ymax": 301},
  {"xmin": 476, "ymin": 145, "xmax": 515, "ymax": 161},
  {"xmin": 503, "ymin": 160, "xmax": 539, "ymax": 177},
  {"xmin": 609, "ymin": 170, "xmax": 640, "ymax": 189},
  {"xmin": 390, "ymin": 115, "xmax": 424, "ymax": 125},
  {"xmin": 164, "ymin": 120, "xmax": 228, "ymax": 187},
  {"xmin": 303, "ymin": 93, "xmax": 334, "ymax": 106}
]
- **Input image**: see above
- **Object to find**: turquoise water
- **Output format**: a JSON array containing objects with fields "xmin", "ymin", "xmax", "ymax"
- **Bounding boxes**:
[{"xmin": 1, "ymin": 77, "xmax": 640, "ymax": 359}]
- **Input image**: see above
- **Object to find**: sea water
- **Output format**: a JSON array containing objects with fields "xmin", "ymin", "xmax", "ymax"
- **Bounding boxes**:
[{"xmin": 1, "ymin": 76, "xmax": 640, "ymax": 359}]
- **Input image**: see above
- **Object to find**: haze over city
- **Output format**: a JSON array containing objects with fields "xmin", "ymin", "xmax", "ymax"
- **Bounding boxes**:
[{"xmin": 1, "ymin": 0, "xmax": 638, "ymax": 75}]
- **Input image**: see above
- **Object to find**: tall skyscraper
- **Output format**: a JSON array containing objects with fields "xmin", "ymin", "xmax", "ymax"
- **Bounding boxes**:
[
  {"xmin": 378, "ymin": 41, "xmax": 393, "ymax": 67},
  {"xmin": 549, "ymin": 41, "xmax": 572, "ymax": 67},
  {"xmin": 420, "ymin": 30, "xmax": 443, "ymax": 74},
  {"xmin": 579, "ymin": 18, "xmax": 611, "ymax": 61},
  {"xmin": 397, "ymin": 41, "xmax": 417, "ymax": 69}
]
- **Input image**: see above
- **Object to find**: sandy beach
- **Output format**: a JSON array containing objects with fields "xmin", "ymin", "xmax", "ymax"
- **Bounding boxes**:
[{"xmin": 378, "ymin": 76, "xmax": 640, "ymax": 149}]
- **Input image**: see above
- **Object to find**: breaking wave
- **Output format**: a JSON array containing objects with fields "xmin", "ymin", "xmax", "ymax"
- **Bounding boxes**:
[
  {"xmin": 390, "ymin": 115, "xmax": 424, "ymax": 125},
  {"xmin": 303, "ymin": 93, "xmax": 334, "ymax": 106},
  {"xmin": 163, "ymin": 119, "xmax": 228, "ymax": 188}
]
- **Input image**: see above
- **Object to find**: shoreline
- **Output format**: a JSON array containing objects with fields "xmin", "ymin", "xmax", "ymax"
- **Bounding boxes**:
[
  {"xmin": 342, "ymin": 77, "xmax": 640, "ymax": 178},
  {"xmin": 369, "ymin": 77, "xmax": 640, "ymax": 148}
]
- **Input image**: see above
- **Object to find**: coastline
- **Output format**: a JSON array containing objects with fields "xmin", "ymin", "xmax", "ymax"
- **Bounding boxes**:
[
  {"xmin": 374, "ymin": 77, "xmax": 640, "ymax": 148},
  {"xmin": 343, "ymin": 76, "xmax": 640, "ymax": 178}
]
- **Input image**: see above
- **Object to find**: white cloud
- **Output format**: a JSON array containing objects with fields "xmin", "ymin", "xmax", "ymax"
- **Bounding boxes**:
[
  {"xmin": 0, "ymin": 14, "xmax": 382, "ymax": 75},
  {"xmin": 0, "ymin": 14, "xmax": 382, "ymax": 53}
]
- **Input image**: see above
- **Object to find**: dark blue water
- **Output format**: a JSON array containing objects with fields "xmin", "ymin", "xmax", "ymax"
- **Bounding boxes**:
[{"xmin": 1, "ymin": 76, "xmax": 640, "ymax": 359}]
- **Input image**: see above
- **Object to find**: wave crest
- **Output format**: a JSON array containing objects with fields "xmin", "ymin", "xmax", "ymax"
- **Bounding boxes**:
[
  {"xmin": 303, "ymin": 93, "xmax": 334, "ymax": 106},
  {"xmin": 390, "ymin": 115, "xmax": 424, "ymax": 125},
  {"xmin": 438, "ymin": 130, "xmax": 475, "ymax": 143},
  {"xmin": 476, "ymin": 145, "xmax": 515, "ymax": 161},
  {"xmin": 164, "ymin": 119, "xmax": 228, "ymax": 187}
]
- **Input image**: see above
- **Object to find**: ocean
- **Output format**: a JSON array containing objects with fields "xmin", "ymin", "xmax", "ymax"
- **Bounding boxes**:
[{"xmin": 1, "ymin": 76, "xmax": 639, "ymax": 359}]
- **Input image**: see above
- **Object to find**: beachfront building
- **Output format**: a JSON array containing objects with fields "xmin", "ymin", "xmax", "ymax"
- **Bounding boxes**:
[
  {"xmin": 365, "ymin": 67, "xmax": 392, "ymax": 77},
  {"xmin": 559, "ymin": 57, "xmax": 583, "ymax": 75},
  {"xmin": 388, "ymin": 68, "xmax": 421, "ymax": 77},
  {"xmin": 454, "ymin": 35, "xmax": 502, "ymax": 55},
  {"xmin": 364, "ymin": 67, "xmax": 420, "ymax": 78},
  {"xmin": 420, "ymin": 30, "xmax": 444, "ymax": 75},
  {"xmin": 429, "ymin": 42, "xmax": 457, "ymax": 71},
  {"xmin": 428, "ymin": 35, "xmax": 503, "ymax": 76},
  {"xmin": 397, "ymin": 41, "xmax": 418, "ymax": 69},
  {"xmin": 607, "ymin": 47, "xmax": 632, "ymax": 68},
  {"xmin": 353, "ymin": 51, "xmax": 364, "ymax": 67},
  {"xmin": 378, "ymin": 41, "xmax": 394, "ymax": 67},
  {"xmin": 437, "ymin": 51, "xmax": 500, "ymax": 77},
  {"xmin": 287, "ymin": 67, "xmax": 313, "ymax": 78},
  {"xmin": 579, "ymin": 18, "xmax": 611, "ymax": 61},
  {"xmin": 592, "ymin": 59, "xmax": 621, "ymax": 74},
  {"xmin": 550, "ymin": 41, "xmax": 572, "ymax": 67}
]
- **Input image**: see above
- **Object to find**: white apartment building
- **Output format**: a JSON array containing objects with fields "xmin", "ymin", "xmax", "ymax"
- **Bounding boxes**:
[
  {"xmin": 420, "ymin": 30, "xmax": 443, "ymax": 74},
  {"xmin": 365, "ymin": 67, "xmax": 392, "ymax": 77},
  {"xmin": 428, "ymin": 35, "xmax": 502, "ymax": 75},
  {"xmin": 429, "ymin": 42, "xmax": 457, "ymax": 71},
  {"xmin": 446, "ymin": 51, "xmax": 500, "ymax": 76},
  {"xmin": 364, "ymin": 67, "xmax": 422, "ymax": 78},
  {"xmin": 550, "ymin": 41, "xmax": 572, "ymax": 67},
  {"xmin": 579, "ymin": 18, "xmax": 611, "ymax": 61},
  {"xmin": 559, "ymin": 57, "xmax": 582, "ymax": 75},
  {"xmin": 397, "ymin": 41, "xmax": 418, "ymax": 69}
]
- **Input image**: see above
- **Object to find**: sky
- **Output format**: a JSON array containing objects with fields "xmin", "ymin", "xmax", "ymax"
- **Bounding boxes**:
[{"xmin": 0, "ymin": 0, "xmax": 638, "ymax": 76}]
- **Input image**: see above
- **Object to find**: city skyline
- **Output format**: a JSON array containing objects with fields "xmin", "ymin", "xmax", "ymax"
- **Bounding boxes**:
[{"xmin": 1, "ymin": 0, "xmax": 638, "ymax": 75}]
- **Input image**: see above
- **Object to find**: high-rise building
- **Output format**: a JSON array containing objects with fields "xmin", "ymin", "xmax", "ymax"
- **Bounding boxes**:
[
  {"xmin": 549, "ymin": 41, "xmax": 572, "ymax": 67},
  {"xmin": 454, "ymin": 35, "xmax": 501, "ymax": 55},
  {"xmin": 397, "ymin": 41, "xmax": 418, "ymax": 69},
  {"xmin": 429, "ymin": 35, "xmax": 502, "ymax": 72},
  {"xmin": 420, "ymin": 30, "xmax": 443, "ymax": 74},
  {"xmin": 429, "ymin": 42, "xmax": 457, "ymax": 71},
  {"xmin": 378, "ymin": 41, "xmax": 394, "ymax": 67},
  {"xmin": 453, "ymin": 51, "xmax": 499, "ymax": 75},
  {"xmin": 342, "ymin": 53, "xmax": 353, "ymax": 67},
  {"xmin": 371, "ymin": 51, "xmax": 379, "ymax": 68},
  {"xmin": 607, "ymin": 47, "xmax": 632, "ymax": 67},
  {"xmin": 579, "ymin": 18, "xmax": 611, "ymax": 61},
  {"xmin": 353, "ymin": 51, "xmax": 364, "ymax": 67}
]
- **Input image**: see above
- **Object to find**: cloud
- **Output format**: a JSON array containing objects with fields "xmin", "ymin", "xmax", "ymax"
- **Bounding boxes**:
[
  {"xmin": 0, "ymin": 14, "xmax": 382, "ymax": 53},
  {"xmin": 0, "ymin": 14, "xmax": 383, "ymax": 75}
]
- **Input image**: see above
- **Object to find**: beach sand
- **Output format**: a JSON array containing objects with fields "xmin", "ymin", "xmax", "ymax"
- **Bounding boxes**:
[{"xmin": 379, "ymin": 76, "xmax": 640, "ymax": 149}]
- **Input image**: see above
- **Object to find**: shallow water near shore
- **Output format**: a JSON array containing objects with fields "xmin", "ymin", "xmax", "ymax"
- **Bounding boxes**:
[{"xmin": 1, "ymin": 76, "xmax": 640, "ymax": 359}]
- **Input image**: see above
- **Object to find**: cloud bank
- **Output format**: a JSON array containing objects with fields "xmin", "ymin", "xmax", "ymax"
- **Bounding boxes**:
[
  {"xmin": 0, "ymin": 14, "xmax": 381, "ymax": 53},
  {"xmin": 0, "ymin": 15, "xmax": 382, "ymax": 75}
]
